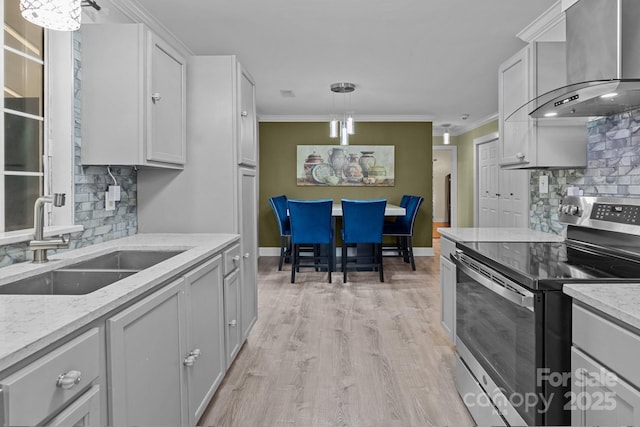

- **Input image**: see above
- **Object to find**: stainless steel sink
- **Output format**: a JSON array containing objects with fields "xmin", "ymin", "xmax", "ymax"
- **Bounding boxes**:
[
  {"xmin": 63, "ymin": 250, "xmax": 185, "ymax": 271},
  {"xmin": 0, "ymin": 250, "xmax": 185, "ymax": 295},
  {"xmin": 0, "ymin": 270, "xmax": 136, "ymax": 295}
]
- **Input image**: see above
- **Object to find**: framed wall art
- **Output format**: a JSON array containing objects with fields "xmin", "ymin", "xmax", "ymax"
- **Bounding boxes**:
[{"xmin": 297, "ymin": 145, "xmax": 395, "ymax": 186}]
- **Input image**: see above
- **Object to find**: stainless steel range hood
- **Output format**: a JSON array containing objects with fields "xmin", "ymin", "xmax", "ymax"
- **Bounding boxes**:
[{"xmin": 526, "ymin": 0, "xmax": 640, "ymax": 118}]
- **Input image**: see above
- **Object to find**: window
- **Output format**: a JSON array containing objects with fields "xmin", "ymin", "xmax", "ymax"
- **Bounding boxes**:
[{"xmin": 1, "ymin": 0, "xmax": 45, "ymax": 232}]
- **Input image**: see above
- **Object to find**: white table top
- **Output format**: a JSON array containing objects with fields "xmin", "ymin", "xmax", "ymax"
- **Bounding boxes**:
[{"xmin": 332, "ymin": 203, "xmax": 405, "ymax": 216}]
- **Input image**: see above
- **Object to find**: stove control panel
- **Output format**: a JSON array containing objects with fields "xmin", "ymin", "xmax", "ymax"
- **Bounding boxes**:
[
  {"xmin": 590, "ymin": 203, "xmax": 640, "ymax": 225},
  {"xmin": 560, "ymin": 196, "xmax": 640, "ymax": 234}
]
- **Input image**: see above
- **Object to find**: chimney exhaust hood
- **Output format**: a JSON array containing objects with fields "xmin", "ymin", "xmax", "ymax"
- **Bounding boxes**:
[{"xmin": 520, "ymin": 0, "xmax": 640, "ymax": 119}]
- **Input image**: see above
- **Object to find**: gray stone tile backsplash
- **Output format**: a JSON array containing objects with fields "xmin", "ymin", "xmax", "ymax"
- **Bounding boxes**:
[
  {"xmin": 0, "ymin": 32, "xmax": 137, "ymax": 267},
  {"xmin": 530, "ymin": 109, "xmax": 640, "ymax": 234}
]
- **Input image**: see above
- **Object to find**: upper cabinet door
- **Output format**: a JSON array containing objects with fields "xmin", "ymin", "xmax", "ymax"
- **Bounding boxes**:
[
  {"xmin": 238, "ymin": 67, "xmax": 257, "ymax": 167},
  {"xmin": 498, "ymin": 46, "xmax": 532, "ymax": 167},
  {"xmin": 147, "ymin": 33, "xmax": 187, "ymax": 165}
]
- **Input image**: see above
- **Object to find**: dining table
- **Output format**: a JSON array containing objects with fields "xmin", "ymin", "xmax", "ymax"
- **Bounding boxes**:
[{"xmin": 331, "ymin": 202, "xmax": 405, "ymax": 217}]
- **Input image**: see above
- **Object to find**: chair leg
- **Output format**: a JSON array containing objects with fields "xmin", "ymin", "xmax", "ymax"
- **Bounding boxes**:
[
  {"xmin": 342, "ymin": 243, "xmax": 347, "ymax": 283},
  {"xmin": 291, "ymin": 244, "xmax": 297, "ymax": 283},
  {"xmin": 327, "ymin": 243, "xmax": 332, "ymax": 283},
  {"xmin": 278, "ymin": 236, "xmax": 286, "ymax": 271},
  {"xmin": 407, "ymin": 236, "xmax": 416, "ymax": 270},
  {"xmin": 378, "ymin": 243, "xmax": 384, "ymax": 282}
]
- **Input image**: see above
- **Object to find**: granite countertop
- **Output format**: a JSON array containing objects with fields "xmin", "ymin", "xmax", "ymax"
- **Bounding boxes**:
[
  {"xmin": 437, "ymin": 227, "xmax": 564, "ymax": 242},
  {"xmin": 564, "ymin": 283, "xmax": 640, "ymax": 332},
  {"xmin": 0, "ymin": 233, "xmax": 239, "ymax": 373}
]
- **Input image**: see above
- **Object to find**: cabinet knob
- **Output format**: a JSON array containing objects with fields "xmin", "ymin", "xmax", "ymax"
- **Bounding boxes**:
[
  {"xmin": 151, "ymin": 93, "xmax": 162, "ymax": 103},
  {"xmin": 243, "ymin": 253, "xmax": 250, "ymax": 259},
  {"xmin": 232, "ymin": 255, "xmax": 240, "ymax": 263},
  {"xmin": 496, "ymin": 193, "xmax": 501, "ymax": 197},
  {"xmin": 516, "ymin": 152, "xmax": 526, "ymax": 160},
  {"xmin": 183, "ymin": 348, "xmax": 201, "ymax": 367},
  {"xmin": 56, "ymin": 370, "xmax": 82, "ymax": 389},
  {"xmin": 241, "ymin": 111, "xmax": 248, "ymax": 117},
  {"xmin": 228, "ymin": 319, "xmax": 237, "ymax": 327}
]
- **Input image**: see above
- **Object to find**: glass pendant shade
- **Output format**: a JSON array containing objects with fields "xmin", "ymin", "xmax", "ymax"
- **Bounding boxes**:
[
  {"xmin": 346, "ymin": 115, "xmax": 354, "ymax": 135},
  {"xmin": 443, "ymin": 130, "xmax": 450, "ymax": 145},
  {"xmin": 20, "ymin": 0, "xmax": 81, "ymax": 31},
  {"xmin": 340, "ymin": 123, "xmax": 349, "ymax": 146},
  {"xmin": 329, "ymin": 119, "xmax": 339, "ymax": 138}
]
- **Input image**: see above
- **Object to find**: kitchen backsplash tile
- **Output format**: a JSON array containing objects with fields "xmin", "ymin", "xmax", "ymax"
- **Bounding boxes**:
[
  {"xmin": 0, "ymin": 32, "xmax": 137, "ymax": 267},
  {"xmin": 530, "ymin": 108, "xmax": 640, "ymax": 234}
]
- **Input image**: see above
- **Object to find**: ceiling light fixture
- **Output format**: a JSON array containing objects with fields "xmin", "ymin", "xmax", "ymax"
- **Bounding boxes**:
[
  {"xmin": 329, "ymin": 82, "xmax": 355, "ymax": 146},
  {"xmin": 442, "ymin": 124, "xmax": 451, "ymax": 145},
  {"xmin": 20, "ymin": 0, "xmax": 100, "ymax": 31}
]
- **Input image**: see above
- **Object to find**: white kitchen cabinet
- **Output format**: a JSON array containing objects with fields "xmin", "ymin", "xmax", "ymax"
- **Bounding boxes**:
[
  {"xmin": 107, "ymin": 279, "xmax": 188, "ymax": 427},
  {"xmin": 571, "ymin": 303, "xmax": 640, "ymax": 426},
  {"xmin": 0, "ymin": 328, "xmax": 100, "ymax": 426},
  {"xmin": 498, "ymin": 41, "xmax": 587, "ymax": 169},
  {"xmin": 138, "ymin": 55, "xmax": 259, "ymax": 345},
  {"xmin": 81, "ymin": 23, "xmax": 186, "ymax": 168},
  {"xmin": 45, "ymin": 385, "xmax": 101, "ymax": 427},
  {"xmin": 439, "ymin": 236, "xmax": 456, "ymax": 343},
  {"xmin": 224, "ymin": 268, "xmax": 242, "ymax": 367},
  {"xmin": 239, "ymin": 167, "xmax": 258, "ymax": 340},
  {"xmin": 184, "ymin": 256, "xmax": 226, "ymax": 426}
]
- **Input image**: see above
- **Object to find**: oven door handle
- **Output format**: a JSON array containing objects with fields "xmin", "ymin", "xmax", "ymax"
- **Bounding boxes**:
[{"xmin": 452, "ymin": 252, "xmax": 535, "ymax": 311}]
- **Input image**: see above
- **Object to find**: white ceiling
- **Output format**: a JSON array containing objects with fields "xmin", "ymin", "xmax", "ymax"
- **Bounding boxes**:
[{"xmin": 120, "ymin": 0, "xmax": 557, "ymax": 133}]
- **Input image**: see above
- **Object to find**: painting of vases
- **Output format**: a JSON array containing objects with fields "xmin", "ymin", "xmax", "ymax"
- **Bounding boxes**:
[{"xmin": 297, "ymin": 145, "xmax": 395, "ymax": 186}]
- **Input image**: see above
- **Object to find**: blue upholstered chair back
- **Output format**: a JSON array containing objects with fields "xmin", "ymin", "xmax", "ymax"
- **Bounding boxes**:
[
  {"xmin": 268, "ymin": 195, "xmax": 290, "ymax": 236},
  {"xmin": 341, "ymin": 199, "xmax": 387, "ymax": 244},
  {"xmin": 396, "ymin": 196, "xmax": 424, "ymax": 234},
  {"xmin": 287, "ymin": 199, "xmax": 333, "ymax": 245},
  {"xmin": 399, "ymin": 195, "xmax": 411, "ymax": 208}
]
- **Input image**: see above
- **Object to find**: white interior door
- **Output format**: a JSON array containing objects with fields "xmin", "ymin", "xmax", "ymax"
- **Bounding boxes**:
[
  {"xmin": 476, "ymin": 136, "xmax": 529, "ymax": 228},
  {"xmin": 479, "ymin": 140, "xmax": 500, "ymax": 226}
]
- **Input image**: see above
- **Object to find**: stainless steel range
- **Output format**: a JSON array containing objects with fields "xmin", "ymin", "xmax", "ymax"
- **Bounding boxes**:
[{"xmin": 452, "ymin": 196, "xmax": 640, "ymax": 426}]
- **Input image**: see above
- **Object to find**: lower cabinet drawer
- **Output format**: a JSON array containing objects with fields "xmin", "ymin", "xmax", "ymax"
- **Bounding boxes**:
[
  {"xmin": 1, "ymin": 328, "xmax": 100, "ymax": 426},
  {"xmin": 223, "ymin": 244, "xmax": 241, "ymax": 276}
]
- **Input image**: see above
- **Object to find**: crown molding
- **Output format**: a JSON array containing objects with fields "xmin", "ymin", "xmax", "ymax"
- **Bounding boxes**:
[
  {"xmin": 517, "ymin": 0, "xmax": 565, "ymax": 43},
  {"xmin": 108, "ymin": 0, "xmax": 193, "ymax": 56},
  {"xmin": 258, "ymin": 114, "xmax": 434, "ymax": 122}
]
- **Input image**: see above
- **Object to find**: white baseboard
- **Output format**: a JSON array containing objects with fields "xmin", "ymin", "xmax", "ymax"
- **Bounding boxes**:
[{"xmin": 259, "ymin": 247, "xmax": 435, "ymax": 257}]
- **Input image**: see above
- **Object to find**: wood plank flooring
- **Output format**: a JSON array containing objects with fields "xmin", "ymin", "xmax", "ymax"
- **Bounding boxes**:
[{"xmin": 198, "ymin": 241, "xmax": 474, "ymax": 426}]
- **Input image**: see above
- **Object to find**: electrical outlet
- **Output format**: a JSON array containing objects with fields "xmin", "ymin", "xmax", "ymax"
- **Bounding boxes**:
[
  {"xmin": 108, "ymin": 185, "xmax": 121, "ymax": 201},
  {"xmin": 539, "ymin": 175, "xmax": 549, "ymax": 194},
  {"xmin": 105, "ymin": 191, "xmax": 116, "ymax": 211}
]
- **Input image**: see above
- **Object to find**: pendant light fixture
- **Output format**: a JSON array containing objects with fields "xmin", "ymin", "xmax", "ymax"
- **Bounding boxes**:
[
  {"xmin": 442, "ymin": 124, "xmax": 451, "ymax": 145},
  {"xmin": 329, "ymin": 82, "xmax": 356, "ymax": 145},
  {"xmin": 20, "ymin": 0, "xmax": 101, "ymax": 31}
]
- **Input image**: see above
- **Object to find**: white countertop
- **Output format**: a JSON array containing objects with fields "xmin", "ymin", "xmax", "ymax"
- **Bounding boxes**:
[
  {"xmin": 437, "ymin": 227, "xmax": 564, "ymax": 242},
  {"xmin": 564, "ymin": 283, "xmax": 640, "ymax": 332},
  {"xmin": 0, "ymin": 233, "xmax": 239, "ymax": 372}
]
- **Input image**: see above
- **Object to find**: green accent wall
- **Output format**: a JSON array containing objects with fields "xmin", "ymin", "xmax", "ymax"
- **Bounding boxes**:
[{"xmin": 259, "ymin": 122, "xmax": 433, "ymax": 249}]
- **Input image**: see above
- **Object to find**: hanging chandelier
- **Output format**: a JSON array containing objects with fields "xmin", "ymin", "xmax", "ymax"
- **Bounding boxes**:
[
  {"xmin": 20, "ymin": 0, "xmax": 101, "ymax": 31},
  {"xmin": 329, "ymin": 82, "xmax": 355, "ymax": 146}
]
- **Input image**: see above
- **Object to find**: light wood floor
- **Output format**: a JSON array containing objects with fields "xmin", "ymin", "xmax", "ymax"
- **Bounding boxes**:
[{"xmin": 199, "ymin": 240, "xmax": 474, "ymax": 426}]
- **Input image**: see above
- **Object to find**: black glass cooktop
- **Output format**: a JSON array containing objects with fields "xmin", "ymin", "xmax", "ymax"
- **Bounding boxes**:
[{"xmin": 456, "ymin": 240, "xmax": 640, "ymax": 291}]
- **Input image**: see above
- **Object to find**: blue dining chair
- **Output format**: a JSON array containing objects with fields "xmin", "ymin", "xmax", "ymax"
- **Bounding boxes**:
[
  {"xmin": 341, "ymin": 198, "xmax": 387, "ymax": 283},
  {"xmin": 383, "ymin": 195, "xmax": 424, "ymax": 270},
  {"xmin": 287, "ymin": 198, "xmax": 334, "ymax": 283},
  {"xmin": 268, "ymin": 195, "xmax": 291, "ymax": 271}
]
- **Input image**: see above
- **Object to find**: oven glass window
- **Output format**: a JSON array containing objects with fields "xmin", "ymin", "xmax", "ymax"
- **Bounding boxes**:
[{"xmin": 457, "ymin": 268, "xmax": 537, "ymax": 425}]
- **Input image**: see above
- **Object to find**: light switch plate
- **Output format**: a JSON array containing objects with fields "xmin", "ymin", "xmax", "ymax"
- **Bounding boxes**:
[{"xmin": 539, "ymin": 175, "xmax": 549, "ymax": 194}]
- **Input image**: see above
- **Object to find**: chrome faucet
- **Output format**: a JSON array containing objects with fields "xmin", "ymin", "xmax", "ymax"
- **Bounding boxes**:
[{"xmin": 29, "ymin": 193, "xmax": 70, "ymax": 263}]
